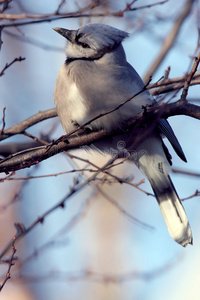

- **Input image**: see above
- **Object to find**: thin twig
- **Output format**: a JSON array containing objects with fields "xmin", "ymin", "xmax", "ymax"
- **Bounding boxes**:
[
  {"xmin": 0, "ymin": 57, "xmax": 25, "ymax": 76},
  {"xmin": 0, "ymin": 2, "xmax": 97, "ymax": 20},
  {"xmin": 181, "ymin": 190, "xmax": 200, "ymax": 201},
  {"xmin": 0, "ymin": 108, "xmax": 57, "ymax": 141},
  {"xmin": 164, "ymin": 66, "xmax": 171, "ymax": 79},
  {"xmin": 22, "ymin": 131, "xmax": 49, "ymax": 145},
  {"xmin": 0, "ymin": 168, "xmax": 99, "ymax": 181},
  {"xmin": 55, "ymin": 0, "xmax": 66, "ymax": 14},
  {"xmin": 0, "ymin": 106, "xmax": 6, "ymax": 135},
  {"xmin": 20, "ymin": 195, "xmax": 94, "ymax": 266},
  {"xmin": 0, "ymin": 0, "xmax": 169, "ymax": 28},
  {"xmin": 143, "ymin": 0, "xmax": 196, "ymax": 83},
  {"xmin": 0, "ymin": 0, "xmax": 12, "ymax": 14},
  {"xmin": 148, "ymin": 71, "xmax": 200, "ymax": 89},
  {"xmin": 96, "ymin": 186, "xmax": 154, "ymax": 230},
  {"xmin": 127, "ymin": 0, "xmax": 168, "ymax": 11},
  {"xmin": 0, "ymin": 239, "xmax": 16, "ymax": 291},
  {"xmin": 172, "ymin": 168, "xmax": 200, "ymax": 177},
  {"xmin": 16, "ymin": 259, "xmax": 176, "ymax": 283},
  {"xmin": 181, "ymin": 51, "xmax": 200, "ymax": 101},
  {"xmin": 0, "ymin": 0, "xmax": 168, "ymax": 20},
  {"xmin": 0, "ymin": 157, "xmax": 116, "ymax": 258}
]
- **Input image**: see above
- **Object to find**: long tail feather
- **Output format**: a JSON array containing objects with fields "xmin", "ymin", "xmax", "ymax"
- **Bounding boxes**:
[
  {"xmin": 135, "ymin": 133, "xmax": 193, "ymax": 247},
  {"xmin": 150, "ymin": 175, "xmax": 193, "ymax": 247}
]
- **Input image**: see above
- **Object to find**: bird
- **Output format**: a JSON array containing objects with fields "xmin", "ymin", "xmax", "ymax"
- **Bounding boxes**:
[{"xmin": 53, "ymin": 23, "xmax": 193, "ymax": 247}]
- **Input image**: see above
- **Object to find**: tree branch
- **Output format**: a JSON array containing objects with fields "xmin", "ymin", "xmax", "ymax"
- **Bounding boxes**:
[
  {"xmin": 149, "ymin": 71, "xmax": 200, "ymax": 95},
  {"xmin": 0, "ymin": 239, "xmax": 16, "ymax": 291},
  {"xmin": 0, "ymin": 108, "xmax": 57, "ymax": 141},
  {"xmin": 0, "ymin": 0, "xmax": 169, "ymax": 29},
  {"xmin": 181, "ymin": 52, "xmax": 200, "ymax": 101},
  {"xmin": 0, "ymin": 56, "xmax": 25, "ymax": 76},
  {"xmin": 0, "ymin": 157, "xmax": 116, "ymax": 258},
  {"xmin": 143, "ymin": 0, "xmax": 196, "ymax": 83},
  {"xmin": 0, "ymin": 100, "xmax": 199, "ymax": 173}
]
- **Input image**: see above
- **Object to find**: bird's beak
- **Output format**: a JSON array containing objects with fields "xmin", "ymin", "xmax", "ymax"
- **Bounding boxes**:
[{"xmin": 53, "ymin": 27, "xmax": 76, "ymax": 43}]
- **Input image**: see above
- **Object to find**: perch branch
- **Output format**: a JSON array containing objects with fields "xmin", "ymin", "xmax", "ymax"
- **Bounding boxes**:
[{"xmin": 0, "ymin": 100, "xmax": 200, "ymax": 173}]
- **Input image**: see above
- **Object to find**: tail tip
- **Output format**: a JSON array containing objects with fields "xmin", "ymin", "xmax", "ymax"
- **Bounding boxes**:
[{"xmin": 180, "ymin": 235, "xmax": 193, "ymax": 247}]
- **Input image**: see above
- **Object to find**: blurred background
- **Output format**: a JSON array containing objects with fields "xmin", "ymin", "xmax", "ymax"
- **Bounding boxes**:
[{"xmin": 0, "ymin": 0, "xmax": 200, "ymax": 299}]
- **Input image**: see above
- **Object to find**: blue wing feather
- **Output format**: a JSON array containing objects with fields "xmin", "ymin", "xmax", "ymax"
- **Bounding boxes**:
[{"xmin": 157, "ymin": 119, "xmax": 187, "ymax": 162}]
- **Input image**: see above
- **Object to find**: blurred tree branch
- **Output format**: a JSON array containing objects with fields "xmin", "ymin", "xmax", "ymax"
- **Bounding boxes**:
[
  {"xmin": 0, "ymin": 0, "xmax": 168, "ymax": 34},
  {"xmin": 0, "ymin": 56, "xmax": 25, "ymax": 76},
  {"xmin": 143, "ymin": 0, "xmax": 196, "ymax": 83},
  {"xmin": 0, "ymin": 238, "xmax": 16, "ymax": 292},
  {"xmin": 149, "ymin": 71, "xmax": 200, "ymax": 95}
]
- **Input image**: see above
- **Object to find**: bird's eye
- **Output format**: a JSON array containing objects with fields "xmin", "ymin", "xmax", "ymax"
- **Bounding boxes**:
[{"xmin": 80, "ymin": 42, "xmax": 90, "ymax": 48}]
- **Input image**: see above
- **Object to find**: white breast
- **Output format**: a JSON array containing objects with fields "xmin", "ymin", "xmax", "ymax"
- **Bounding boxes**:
[
  {"xmin": 68, "ymin": 82, "xmax": 88, "ymax": 123},
  {"xmin": 54, "ymin": 65, "xmax": 88, "ymax": 133}
]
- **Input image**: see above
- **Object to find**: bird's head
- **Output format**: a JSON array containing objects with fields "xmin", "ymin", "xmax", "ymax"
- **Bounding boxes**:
[{"xmin": 53, "ymin": 23, "xmax": 129, "ymax": 60}]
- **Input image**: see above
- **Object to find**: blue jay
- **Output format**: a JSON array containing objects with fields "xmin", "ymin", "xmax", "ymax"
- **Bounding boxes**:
[{"xmin": 53, "ymin": 23, "xmax": 193, "ymax": 247}]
